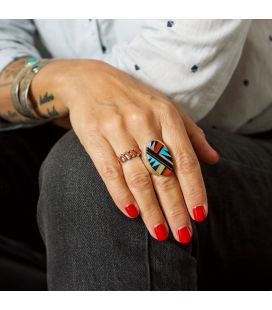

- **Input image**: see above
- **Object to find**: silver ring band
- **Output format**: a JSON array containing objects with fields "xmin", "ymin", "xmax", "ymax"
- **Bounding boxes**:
[{"xmin": 117, "ymin": 147, "xmax": 142, "ymax": 164}]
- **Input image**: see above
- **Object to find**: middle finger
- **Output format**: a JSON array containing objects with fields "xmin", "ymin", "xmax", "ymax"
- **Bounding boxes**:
[{"xmin": 133, "ymin": 129, "xmax": 193, "ymax": 244}]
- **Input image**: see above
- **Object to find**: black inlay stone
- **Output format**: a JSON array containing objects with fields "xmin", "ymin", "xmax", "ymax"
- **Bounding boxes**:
[{"xmin": 146, "ymin": 148, "xmax": 173, "ymax": 171}]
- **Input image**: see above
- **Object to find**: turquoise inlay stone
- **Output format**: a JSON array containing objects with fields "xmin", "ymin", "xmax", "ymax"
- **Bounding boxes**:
[
  {"xmin": 31, "ymin": 64, "xmax": 41, "ymax": 73},
  {"xmin": 144, "ymin": 140, "xmax": 174, "ymax": 176},
  {"xmin": 149, "ymin": 156, "xmax": 160, "ymax": 168},
  {"xmin": 159, "ymin": 146, "xmax": 171, "ymax": 158},
  {"xmin": 26, "ymin": 56, "xmax": 38, "ymax": 64}
]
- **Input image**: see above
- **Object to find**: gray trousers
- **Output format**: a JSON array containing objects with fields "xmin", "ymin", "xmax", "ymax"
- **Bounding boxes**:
[{"xmin": 37, "ymin": 127, "xmax": 272, "ymax": 290}]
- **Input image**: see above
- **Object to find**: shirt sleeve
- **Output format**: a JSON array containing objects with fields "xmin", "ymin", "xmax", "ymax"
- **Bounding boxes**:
[
  {"xmin": 0, "ymin": 19, "xmax": 41, "ymax": 71},
  {"xmin": 103, "ymin": 19, "xmax": 251, "ymax": 122},
  {"xmin": 0, "ymin": 19, "xmax": 41, "ymax": 130}
]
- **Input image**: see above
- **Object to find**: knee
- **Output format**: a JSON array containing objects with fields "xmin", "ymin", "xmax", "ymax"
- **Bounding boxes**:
[
  {"xmin": 37, "ymin": 129, "xmax": 145, "ymax": 247},
  {"xmin": 37, "ymin": 130, "xmax": 120, "ymax": 240},
  {"xmin": 37, "ymin": 131, "xmax": 197, "ymax": 290},
  {"xmin": 39, "ymin": 129, "xmax": 92, "ymax": 190}
]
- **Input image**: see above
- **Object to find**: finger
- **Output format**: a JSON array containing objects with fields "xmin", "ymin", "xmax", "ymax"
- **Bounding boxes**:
[
  {"xmin": 187, "ymin": 125, "xmax": 220, "ymax": 164},
  {"xmin": 174, "ymin": 103, "xmax": 220, "ymax": 164},
  {"xmin": 136, "ymin": 134, "xmax": 193, "ymax": 244},
  {"xmin": 80, "ymin": 132, "xmax": 140, "ymax": 219},
  {"xmin": 161, "ymin": 109, "xmax": 208, "ymax": 222},
  {"xmin": 104, "ymin": 128, "xmax": 169, "ymax": 241},
  {"xmin": 150, "ymin": 173, "xmax": 193, "ymax": 244}
]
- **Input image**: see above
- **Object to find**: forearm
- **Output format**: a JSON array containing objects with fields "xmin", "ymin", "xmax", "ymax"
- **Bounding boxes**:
[
  {"xmin": 0, "ymin": 57, "xmax": 28, "ymax": 122},
  {"xmin": 0, "ymin": 58, "xmax": 69, "ymax": 125}
]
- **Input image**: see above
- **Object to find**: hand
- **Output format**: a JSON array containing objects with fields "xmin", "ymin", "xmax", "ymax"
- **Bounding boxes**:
[{"xmin": 39, "ymin": 59, "xmax": 220, "ymax": 243}]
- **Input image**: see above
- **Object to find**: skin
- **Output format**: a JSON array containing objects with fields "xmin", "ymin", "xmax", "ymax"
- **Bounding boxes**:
[{"xmin": 0, "ymin": 58, "xmax": 220, "ymax": 243}]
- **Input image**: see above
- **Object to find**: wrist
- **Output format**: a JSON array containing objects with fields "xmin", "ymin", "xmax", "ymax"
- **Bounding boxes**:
[
  {"xmin": 29, "ymin": 59, "xmax": 70, "ymax": 119},
  {"xmin": 50, "ymin": 59, "xmax": 112, "ymax": 110},
  {"xmin": 30, "ymin": 58, "xmax": 111, "ymax": 116}
]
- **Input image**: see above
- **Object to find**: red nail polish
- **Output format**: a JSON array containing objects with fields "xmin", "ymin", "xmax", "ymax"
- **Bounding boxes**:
[
  {"xmin": 154, "ymin": 224, "xmax": 168, "ymax": 241},
  {"xmin": 178, "ymin": 226, "xmax": 192, "ymax": 244},
  {"xmin": 193, "ymin": 205, "xmax": 206, "ymax": 222},
  {"xmin": 125, "ymin": 204, "xmax": 139, "ymax": 218}
]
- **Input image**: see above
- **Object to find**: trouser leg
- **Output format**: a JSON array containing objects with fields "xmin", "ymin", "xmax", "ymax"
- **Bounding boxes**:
[
  {"xmin": 37, "ymin": 130, "xmax": 197, "ymax": 290},
  {"xmin": 0, "ymin": 123, "xmax": 67, "ymax": 252},
  {"xmin": 197, "ymin": 128, "xmax": 272, "ymax": 290},
  {"xmin": 38, "ymin": 127, "xmax": 272, "ymax": 290}
]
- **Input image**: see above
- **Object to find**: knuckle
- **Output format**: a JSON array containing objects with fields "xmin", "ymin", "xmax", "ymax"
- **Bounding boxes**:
[
  {"xmin": 186, "ymin": 188, "xmax": 206, "ymax": 205},
  {"xmin": 142, "ymin": 206, "xmax": 161, "ymax": 223},
  {"xmin": 80, "ymin": 121, "xmax": 99, "ymax": 137},
  {"xmin": 160, "ymin": 105, "xmax": 182, "ymax": 128},
  {"xmin": 103, "ymin": 115, "xmax": 125, "ymax": 133},
  {"xmin": 175, "ymin": 152, "xmax": 199, "ymax": 173},
  {"xmin": 127, "ymin": 109, "xmax": 152, "ymax": 126},
  {"xmin": 113, "ymin": 192, "xmax": 133, "ymax": 206},
  {"xmin": 155, "ymin": 175, "xmax": 176, "ymax": 191},
  {"xmin": 161, "ymin": 102, "xmax": 178, "ymax": 118},
  {"xmin": 100, "ymin": 163, "xmax": 121, "ymax": 181},
  {"xmin": 127, "ymin": 171, "xmax": 152, "ymax": 191},
  {"xmin": 161, "ymin": 102, "xmax": 175, "ymax": 113},
  {"xmin": 141, "ymin": 92, "xmax": 157, "ymax": 104},
  {"xmin": 167, "ymin": 206, "xmax": 188, "ymax": 220},
  {"xmin": 189, "ymin": 126, "xmax": 205, "ymax": 140},
  {"xmin": 196, "ymin": 126, "xmax": 205, "ymax": 137}
]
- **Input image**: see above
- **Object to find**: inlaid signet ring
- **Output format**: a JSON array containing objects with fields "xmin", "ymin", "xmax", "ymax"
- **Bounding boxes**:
[{"xmin": 142, "ymin": 139, "xmax": 174, "ymax": 176}]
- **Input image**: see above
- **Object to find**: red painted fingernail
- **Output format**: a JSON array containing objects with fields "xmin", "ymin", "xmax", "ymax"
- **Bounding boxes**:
[
  {"xmin": 193, "ymin": 205, "xmax": 206, "ymax": 222},
  {"xmin": 125, "ymin": 204, "xmax": 139, "ymax": 218},
  {"xmin": 178, "ymin": 226, "xmax": 192, "ymax": 244},
  {"xmin": 154, "ymin": 224, "xmax": 168, "ymax": 241}
]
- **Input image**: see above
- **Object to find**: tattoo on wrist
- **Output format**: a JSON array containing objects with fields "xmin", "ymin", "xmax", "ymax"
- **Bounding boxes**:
[
  {"xmin": 0, "ymin": 110, "xmax": 18, "ymax": 122},
  {"xmin": 39, "ymin": 92, "xmax": 55, "ymax": 105},
  {"xmin": 47, "ymin": 106, "xmax": 59, "ymax": 118},
  {"xmin": 0, "ymin": 58, "xmax": 26, "ymax": 88}
]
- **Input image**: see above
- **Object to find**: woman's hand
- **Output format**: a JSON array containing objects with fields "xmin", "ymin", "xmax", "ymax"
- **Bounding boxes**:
[{"xmin": 33, "ymin": 59, "xmax": 219, "ymax": 243}]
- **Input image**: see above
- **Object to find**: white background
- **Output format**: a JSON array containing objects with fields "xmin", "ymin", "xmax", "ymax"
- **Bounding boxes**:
[{"xmin": 0, "ymin": 0, "xmax": 271, "ymax": 308}]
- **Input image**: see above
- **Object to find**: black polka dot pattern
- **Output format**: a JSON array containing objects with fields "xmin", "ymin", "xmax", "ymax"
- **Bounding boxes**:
[
  {"xmin": 243, "ymin": 79, "xmax": 249, "ymax": 86},
  {"xmin": 102, "ymin": 45, "xmax": 107, "ymax": 53},
  {"xmin": 191, "ymin": 65, "xmax": 198, "ymax": 73},
  {"xmin": 134, "ymin": 64, "xmax": 140, "ymax": 71},
  {"xmin": 167, "ymin": 21, "xmax": 174, "ymax": 28}
]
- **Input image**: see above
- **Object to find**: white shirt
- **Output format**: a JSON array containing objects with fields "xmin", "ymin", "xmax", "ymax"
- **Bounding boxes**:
[{"xmin": 0, "ymin": 19, "xmax": 271, "ymax": 133}]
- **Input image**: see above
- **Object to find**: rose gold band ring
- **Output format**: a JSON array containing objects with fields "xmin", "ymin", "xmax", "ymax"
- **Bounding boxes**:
[{"xmin": 116, "ymin": 147, "xmax": 142, "ymax": 164}]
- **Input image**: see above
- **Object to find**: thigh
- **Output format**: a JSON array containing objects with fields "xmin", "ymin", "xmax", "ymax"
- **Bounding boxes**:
[
  {"xmin": 0, "ymin": 123, "xmax": 67, "ymax": 252},
  {"xmin": 197, "ymin": 127, "xmax": 272, "ymax": 290},
  {"xmin": 38, "ymin": 130, "xmax": 198, "ymax": 290}
]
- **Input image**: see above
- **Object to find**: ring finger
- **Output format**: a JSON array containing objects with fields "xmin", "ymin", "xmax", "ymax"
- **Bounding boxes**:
[{"xmin": 105, "ymin": 129, "xmax": 169, "ymax": 241}]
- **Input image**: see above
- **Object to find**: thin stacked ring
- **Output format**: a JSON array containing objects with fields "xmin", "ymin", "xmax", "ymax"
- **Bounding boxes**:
[
  {"xmin": 116, "ymin": 139, "xmax": 174, "ymax": 177},
  {"xmin": 116, "ymin": 147, "xmax": 142, "ymax": 164}
]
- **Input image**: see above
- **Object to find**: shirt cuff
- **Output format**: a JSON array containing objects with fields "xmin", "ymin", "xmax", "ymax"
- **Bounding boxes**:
[{"xmin": 0, "ymin": 48, "xmax": 40, "ymax": 72}]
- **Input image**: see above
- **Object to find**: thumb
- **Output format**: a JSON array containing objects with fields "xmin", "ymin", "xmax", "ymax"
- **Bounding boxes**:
[
  {"xmin": 187, "ymin": 125, "xmax": 220, "ymax": 164},
  {"xmin": 176, "ymin": 106, "xmax": 220, "ymax": 164},
  {"xmin": 172, "ymin": 102, "xmax": 220, "ymax": 164}
]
